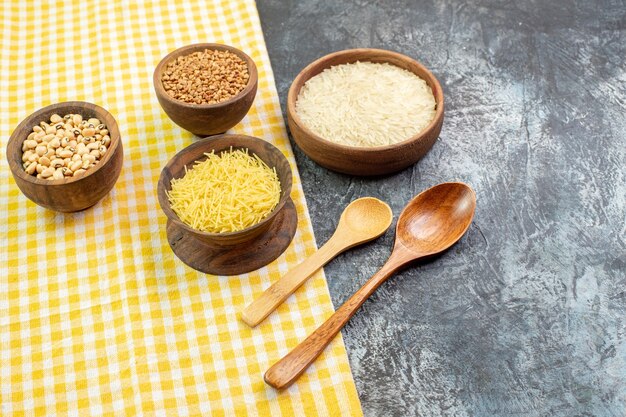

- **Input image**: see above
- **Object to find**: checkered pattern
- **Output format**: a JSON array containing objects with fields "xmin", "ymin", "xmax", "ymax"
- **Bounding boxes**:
[{"xmin": 0, "ymin": 1, "xmax": 362, "ymax": 415}]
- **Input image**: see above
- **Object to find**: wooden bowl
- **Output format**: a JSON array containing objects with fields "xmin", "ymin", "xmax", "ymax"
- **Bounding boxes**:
[
  {"xmin": 157, "ymin": 134, "xmax": 293, "ymax": 248},
  {"xmin": 153, "ymin": 43, "xmax": 258, "ymax": 136},
  {"xmin": 6, "ymin": 101, "xmax": 124, "ymax": 212},
  {"xmin": 287, "ymin": 48, "xmax": 445, "ymax": 176}
]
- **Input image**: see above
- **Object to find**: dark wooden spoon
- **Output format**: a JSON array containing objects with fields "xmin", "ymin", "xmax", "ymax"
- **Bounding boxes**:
[{"xmin": 264, "ymin": 182, "xmax": 477, "ymax": 389}]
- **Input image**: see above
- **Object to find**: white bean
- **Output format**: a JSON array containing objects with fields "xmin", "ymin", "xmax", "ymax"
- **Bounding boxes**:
[
  {"xmin": 25, "ymin": 162, "xmax": 37, "ymax": 174},
  {"xmin": 41, "ymin": 167, "xmax": 55, "ymax": 177},
  {"xmin": 59, "ymin": 150, "xmax": 73, "ymax": 158},
  {"xmin": 49, "ymin": 138, "xmax": 61, "ymax": 148},
  {"xmin": 70, "ymin": 160, "xmax": 82, "ymax": 172}
]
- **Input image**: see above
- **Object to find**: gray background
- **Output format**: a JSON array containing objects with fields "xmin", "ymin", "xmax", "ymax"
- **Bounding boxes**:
[{"xmin": 256, "ymin": 1, "xmax": 626, "ymax": 416}]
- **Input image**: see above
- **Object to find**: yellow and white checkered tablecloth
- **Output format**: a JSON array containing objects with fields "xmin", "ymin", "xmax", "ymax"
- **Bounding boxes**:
[{"xmin": 0, "ymin": 1, "xmax": 363, "ymax": 415}]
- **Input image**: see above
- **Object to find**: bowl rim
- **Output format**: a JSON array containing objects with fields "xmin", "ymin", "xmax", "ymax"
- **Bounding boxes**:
[
  {"xmin": 7, "ymin": 100, "xmax": 122, "ymax": 186},
  {"xmin": 157, "ymin": 134, "xmax": 292, "ymax": 239},
  {"xmin": 287, "ymin": 47, "xmax": 445, "ymax": 152},
  {"xmin": 153, "ymin": 42, "xmax": 258, "ymax": 110}
]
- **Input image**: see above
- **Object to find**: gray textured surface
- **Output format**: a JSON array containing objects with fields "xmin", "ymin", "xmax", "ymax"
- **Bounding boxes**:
[{"xmin": 256, "ymin": 1, "xmax": 626, "ymax": 416}]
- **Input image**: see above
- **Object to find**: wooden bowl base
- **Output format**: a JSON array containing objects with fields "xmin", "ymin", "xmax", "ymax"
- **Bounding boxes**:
[{"xmin": 166, "ymin": 198, "xmax": 297, "ymax": 275}]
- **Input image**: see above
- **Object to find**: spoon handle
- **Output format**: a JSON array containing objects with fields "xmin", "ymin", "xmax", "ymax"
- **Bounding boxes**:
[
  {"xmin": 264, "ymin": 257, "xmax": 401, "ymax": 390},
  {"xmin": 241, "ymin": 233, "xmax": 348, "ymax": 327}
]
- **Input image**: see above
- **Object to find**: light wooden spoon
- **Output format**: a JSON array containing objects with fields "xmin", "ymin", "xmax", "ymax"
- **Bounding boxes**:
[
  {"xmin": 264, "ymin": 182, "xmax": 476, "ymax": 389},
  {"xmin": 241, "ymin": 197, "xmax": 393, "ymax": 327}
]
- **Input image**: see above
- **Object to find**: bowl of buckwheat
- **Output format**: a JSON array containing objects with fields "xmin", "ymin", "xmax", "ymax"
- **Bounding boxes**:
[
  {"xmin": 153, "ymin": 43, "xmax": 258, "ymax": 136},
  {"xmin": 6, "ymin": 101, "xmax": 124, "ymax": 212}
]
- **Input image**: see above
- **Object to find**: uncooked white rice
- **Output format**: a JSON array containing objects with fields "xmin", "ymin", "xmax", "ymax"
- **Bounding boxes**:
[{"xmin": 295, "ymin": 61, "xmax": 436, "ymax": 147}]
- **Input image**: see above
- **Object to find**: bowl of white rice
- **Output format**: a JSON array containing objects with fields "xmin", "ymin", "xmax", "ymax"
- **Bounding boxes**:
[{"xmin": 287, "ymin": 48, "xmax": 444, "ymax": 176}]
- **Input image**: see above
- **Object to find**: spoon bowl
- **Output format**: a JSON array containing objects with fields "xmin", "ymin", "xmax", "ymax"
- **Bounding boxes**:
[
  {"xmin": 397, "ymin": 182, "xmax": 476, "ymax": 256},
  {"xmin": 265, "ymin": 183, "xmax": 476, "ymax": 389},
  {"xmin": 341, "ymin": 197, "xmax": 394, "ymax": 239}
]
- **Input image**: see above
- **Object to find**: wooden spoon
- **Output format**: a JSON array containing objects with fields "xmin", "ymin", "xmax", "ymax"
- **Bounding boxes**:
[
  {"xmin": 241, "ymin": 197, "xmax": 393, "ymax": 327},
  {"xmin": 264, "ymin": 182, "xmax": 476, "ymax": 389}
]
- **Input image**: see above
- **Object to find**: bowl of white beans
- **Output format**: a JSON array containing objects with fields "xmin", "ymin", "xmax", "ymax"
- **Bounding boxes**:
[{"xmin": 6, "ymin": 101, "xmax": 124, "ymax": 212}]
